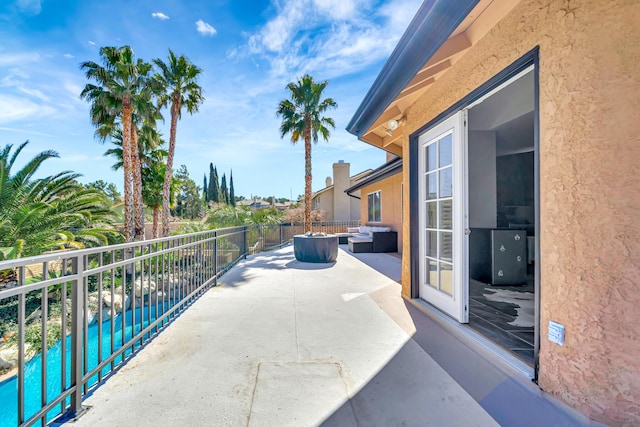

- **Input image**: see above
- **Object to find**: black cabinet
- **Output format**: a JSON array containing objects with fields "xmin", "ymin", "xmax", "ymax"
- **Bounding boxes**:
[{"xmin": 470, "ymin": 228, "xmax": 527, "ymax": 285}]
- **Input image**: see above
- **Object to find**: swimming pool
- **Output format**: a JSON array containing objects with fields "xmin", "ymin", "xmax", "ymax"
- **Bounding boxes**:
[{"xmin": 0, "ymin": 305, "xmax": 167, "ymax": 426}]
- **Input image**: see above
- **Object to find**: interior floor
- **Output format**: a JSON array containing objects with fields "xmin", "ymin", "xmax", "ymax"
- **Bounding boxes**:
[{"xmin": 467, "ymin": 277, "xmax": 534, "ymax": 364}]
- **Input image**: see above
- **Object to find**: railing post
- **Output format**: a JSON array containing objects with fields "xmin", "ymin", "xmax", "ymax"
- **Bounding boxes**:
[
  {"xmin": 17, "ymin": 266, "xmax": 25, "ymax": 425},
  {"xmin": 279, "ymin": 223, "xmax": 283, "ymax": 247},
  {"xmin": 69, "ymin": 254, "xmax": 87, "ymax": 418},
  {"xmin": 214, "ymin": 230, "xmax": 218, "ymax": 280},
  {"xmin": 244, "ymin": 226, "xmax": 248, "ymax": 259}
]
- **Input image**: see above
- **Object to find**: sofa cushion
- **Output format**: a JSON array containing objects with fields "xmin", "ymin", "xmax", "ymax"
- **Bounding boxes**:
[
  {"xmin": 348, "ymin": 236, "xmax": 373, "ymax": 243},
  {"xmin": 359, "ymin": 225, "xmax": 391, "ymax": 237}
]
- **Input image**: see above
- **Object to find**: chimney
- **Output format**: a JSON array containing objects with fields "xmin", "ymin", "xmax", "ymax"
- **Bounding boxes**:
[
  {"xmin": 333, "ymin": 161, "xmax": 350, "ymax": 221},
  {"xmin": 325, "ymin": 176, "xmax": 332, "ymax": 187}
]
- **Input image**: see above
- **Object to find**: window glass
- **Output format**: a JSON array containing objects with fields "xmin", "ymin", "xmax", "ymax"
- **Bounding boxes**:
[
  {"xmin": 426, "ymin": 259, "xmax": 437, "ymax": 288},
  {"xmin": 439, "ymin": 134, "xmax": 452, "ymax": 167},
  {"xmin": 439, "ymin": 262, "xmax": 453, "ymax": 295},
  {"xmin": 427, "ymin": 143, "xmax": 437, "ymax": 171},
  {"xmin": 439, "ymin": 167, "xmax": 452, "ymax": 198},
  {"xmin": 440, "ymin": 232, "xmax": 453, "ymax": 263},
  {"xmin": 367, "ymin": 191, "xmax": 381, "ymax": 222},
  {"xmin": 439, "ymin": 200, "xmax": 452, "ymax": 229},
  {"xmin": 426, "ymin": 201, "xmax": 437, "ymax": 228},
  {"xmin": 426, "ymin": 172, "xmax": 437, "ymax": 200},
  {"xmin": 426, "ymin": 231, "xmax": 438, "ymax": 258}
]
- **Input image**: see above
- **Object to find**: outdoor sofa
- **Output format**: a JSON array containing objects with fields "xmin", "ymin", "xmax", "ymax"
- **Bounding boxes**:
[{"xmin": 347, "ymin": 226, "xmax": 398, "ymax": 253}]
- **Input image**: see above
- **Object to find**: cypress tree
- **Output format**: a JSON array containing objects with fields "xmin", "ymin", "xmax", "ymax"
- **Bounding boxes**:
[
  {"xmin": 203, "ymin": 174, "xmax": 208, "ymax": 201},
  {"xmin": 207, "ymin": 163, "xmax": 215, "ymax": 201},
  {"xmin": 212, "ymin": 167, "xmax": 220, "ymax": 202},
  {"xmin": 229, "ymin": 170, "xmax": 235, "ymax": 207},
  {"xmin": 220, "ymin": 173, "xmax": 229, "ymax": 205}
]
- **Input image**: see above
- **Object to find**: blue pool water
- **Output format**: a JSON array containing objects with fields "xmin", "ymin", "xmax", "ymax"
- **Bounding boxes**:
[{"xmin": 0, "ymin": 304, "xmax": 169, "ymax": 427}]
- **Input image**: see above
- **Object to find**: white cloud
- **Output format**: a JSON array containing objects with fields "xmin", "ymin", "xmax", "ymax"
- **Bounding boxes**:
[
  {"xmin": 0, "ymin": 52, "xmax": 41, "ymax": 66},
  {"xmin": 63, "ymin": 53, "xmax": 75, "ymax": 59},
  {"xmin": 56, "ymin": 153, "xmax": 93, "ymax": 163},
  {"xmin": 311, "ymin": 0, "xmax": 363, "ymax": 20},
  {"xmin": 63, "ymin": 81, "xmax": 83, "ymax": 99},
  {"xmin": 1, "ymin": 69, "xmax": 52, "ymax": 103},
  {"xmin": 244, "ymin": 0, "xmax": 419, "ymax": 79},
  {"xmin": 0, "ymin": 95, "xmax": 56, "ymax": 124},
  {"xmin": 17, "ymin": 0, "xmax": 41, "ymax": 15},
  {"xmin": 196, "ymin": 20, "xmax": 217, "ymax": 36},
  {"xmin": 378, "ymin": 0, "xmax": 421, "ymax": 29},
  {"xmin": 0, "ymin": 126, "xmax": 53, "ymax": 137},
  {"xmin": 152, "ymin": 12, "xmax": 169, "ymax": 20},
  {"xmin": 88, "ymin": 40, "xmax": 96, "ymax": 46},
  {"xmin": 248, "ymin": 1, "xmax": 305, "ymax": 53}
]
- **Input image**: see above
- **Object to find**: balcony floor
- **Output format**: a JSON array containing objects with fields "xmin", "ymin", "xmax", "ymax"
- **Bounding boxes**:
[{"xmin": 66, "ymin": 246, "xmax": 589, "ymax": 427}]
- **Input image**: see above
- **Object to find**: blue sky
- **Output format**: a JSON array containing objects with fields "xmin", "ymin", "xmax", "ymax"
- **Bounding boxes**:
[{"xmin": 0, "ymin": 0, "xmax": 419, "ymax": 200}]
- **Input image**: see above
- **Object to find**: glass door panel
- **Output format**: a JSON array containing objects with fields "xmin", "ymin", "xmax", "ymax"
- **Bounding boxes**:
[{"xmin": 418, "ymin": 111, "xmax": 468, "ymax": 322}]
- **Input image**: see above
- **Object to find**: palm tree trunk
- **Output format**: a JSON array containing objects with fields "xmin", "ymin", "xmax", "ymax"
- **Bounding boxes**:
[
  {"xmin": 162, "ymin": 97, "xmax": 180, "ymax": 237},
  {"xmin": 152, "ymin": 204, "xmax": 160, "ymax": 239},
  {"xmin": 131, "ymin": 126, "xmax": 145, "ymax": 241},
  {"xmin": 304, "ymin": 122, "xmax": 312, "ymax": 233},
  {"xmin": 122, "ymin": 102, "xmax": 134, "ymax": 242}
]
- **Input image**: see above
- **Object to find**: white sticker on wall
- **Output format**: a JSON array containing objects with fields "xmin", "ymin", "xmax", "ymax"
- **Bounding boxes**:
[{"xmin": 548, "ymin": 320, "xmax": 565, "ymax": 346}]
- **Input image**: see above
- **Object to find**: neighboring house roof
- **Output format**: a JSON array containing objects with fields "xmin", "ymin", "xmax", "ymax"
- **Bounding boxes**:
[
  {"xmin": 351, "ymin": 169, "xmax": 375, "ymax": 184},
  {"xmin": 273, "ymin": 202, "xmax": 294, "ymax": 209},
  {"xmin": 346, "ymin": 0, "xmax": 480, "ymax": 151},
  {"xmin": 312, "ymin": 185, "xmax": 334, "ymax": 199},
  {"xmin": 345, "ymin": 157, "xmax": 403, "ymax": 196},
  {"xmin": 236, "ymin": 198, "xmax": 283, "ymax": 208},
  {"xmin": 311, "ymin": 169, "xmax": 374, "ymax": 199}
]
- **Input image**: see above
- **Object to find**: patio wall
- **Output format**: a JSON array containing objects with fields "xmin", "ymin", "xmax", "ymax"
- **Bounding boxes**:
[
  {"xmin": 359, "ymin": 173, "xmax": 403, "ymax": 252},
  {"xmin": 399, "ymin": 0, "xmax": 640, "ymax": 424}
]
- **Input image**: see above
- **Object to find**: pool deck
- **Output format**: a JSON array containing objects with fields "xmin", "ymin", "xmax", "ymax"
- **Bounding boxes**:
[{"xmin": 64, "ymin": 246, "xmax": 598, "ymax": 427}]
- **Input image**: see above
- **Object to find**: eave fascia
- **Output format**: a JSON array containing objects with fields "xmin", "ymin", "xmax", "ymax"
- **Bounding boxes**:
[
  {"xmin": 346, "ymin": 0, "xmax": 480, "ymax": 138},
  {"xmin": 345, "ymin": 158, "xmax": 403, "ymax": 195}
]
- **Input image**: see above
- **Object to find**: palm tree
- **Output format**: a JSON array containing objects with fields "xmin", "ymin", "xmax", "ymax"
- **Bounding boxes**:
[
  {"xmin": 277, "ymin": 74, "xmax": 337, "ymax": 231},
  {"xmin": 81, "ymin": 45, "xmax": 158, "ymax": 241},
  {"xmin": 153, "ymin": 49, "xmax": 204, "ymax": 237},
  {"xmin": 130, "ymin": 83, "xmax": 163, "ymax": 239},
  {"xmin": 141, "ymin": 161, "xmax": 166, "ymax": 239},
  {"xmin": 104, "ymin": 125, "xmax": 168, "ymax": 238},
  {"xmin": 0, "ymin": 142, "xmax": 119, "ymax": 261}
]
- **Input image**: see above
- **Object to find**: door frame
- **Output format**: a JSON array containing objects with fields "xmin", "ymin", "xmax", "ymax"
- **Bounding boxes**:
[
  {"xmin": 417, "ymin": 111, "xmax": 469, "ymax": 322},
  {"xmin": 409, "ymin": 47, "xmax": 541, "ymax": 377}
]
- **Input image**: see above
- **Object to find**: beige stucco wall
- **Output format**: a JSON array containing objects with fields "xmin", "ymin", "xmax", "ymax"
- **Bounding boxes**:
[
  {"xmin": 349, "ymin": 192, "xmax": 361, "ymax": 221},
  {"xmin": 312, "ymin": 188, "xmax": 334, "ymax": 220},
  {"xmin": 333, "ymin": 162, "xmax": 351, "ymax": 221},
  {"xmin": 399, "ymin": 0, "xmax": 640, "ymax": 424},
  {"xmin": 360, "ymin": 173, "xmax": 403, "ymax": 252}
]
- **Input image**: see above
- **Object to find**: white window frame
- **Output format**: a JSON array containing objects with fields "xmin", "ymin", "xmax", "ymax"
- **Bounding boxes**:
[{"xmin": 367, "ymin": 190, "xmax": 382, "ymax": 223}]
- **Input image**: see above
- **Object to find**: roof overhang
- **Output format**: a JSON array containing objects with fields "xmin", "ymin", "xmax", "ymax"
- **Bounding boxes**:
[
  {"xmin": 312, "ymin": 185, "xmax": 334, "ymax": 199},
  {"xmin": 345, "ymin": 157, "xmax": 403, "ymax": 195},
  {"xmin": 347, "ymin": 0, "xmax": 521, "ymax": 155}
]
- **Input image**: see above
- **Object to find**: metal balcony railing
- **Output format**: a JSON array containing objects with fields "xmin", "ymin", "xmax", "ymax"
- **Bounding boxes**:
[{"xmin": 0, "ymin": 221, "xmax": 358, "ymax": 427}]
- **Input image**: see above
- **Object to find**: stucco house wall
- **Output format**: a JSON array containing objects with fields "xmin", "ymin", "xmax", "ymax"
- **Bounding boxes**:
[
  {"xmin": 332, "ymin": 162, "xmax": 351, "ymax": 221},
  {"xmin": 349, "ymin": 193, "xmax": 360, "ymax": 221},
  {"xmin": 312, "ymin": 188, "xmax": 334, "ymax": 220},
  {"xmin": 359, "ymin": 173, "xmax": 403, "ymax": 252},
  {"xmin": 312, "ymin": 162, "xmax": 373, "ymax": 222},
  {"xmin": 399, "ymin": 1, "xmax": 640, "ymax": 424}
]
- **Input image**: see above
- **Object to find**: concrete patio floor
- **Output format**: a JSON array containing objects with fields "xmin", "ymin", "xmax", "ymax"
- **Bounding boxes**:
[{"xmin": 66, "ymin": 246, "xmax": 594, "ymax": 427}]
